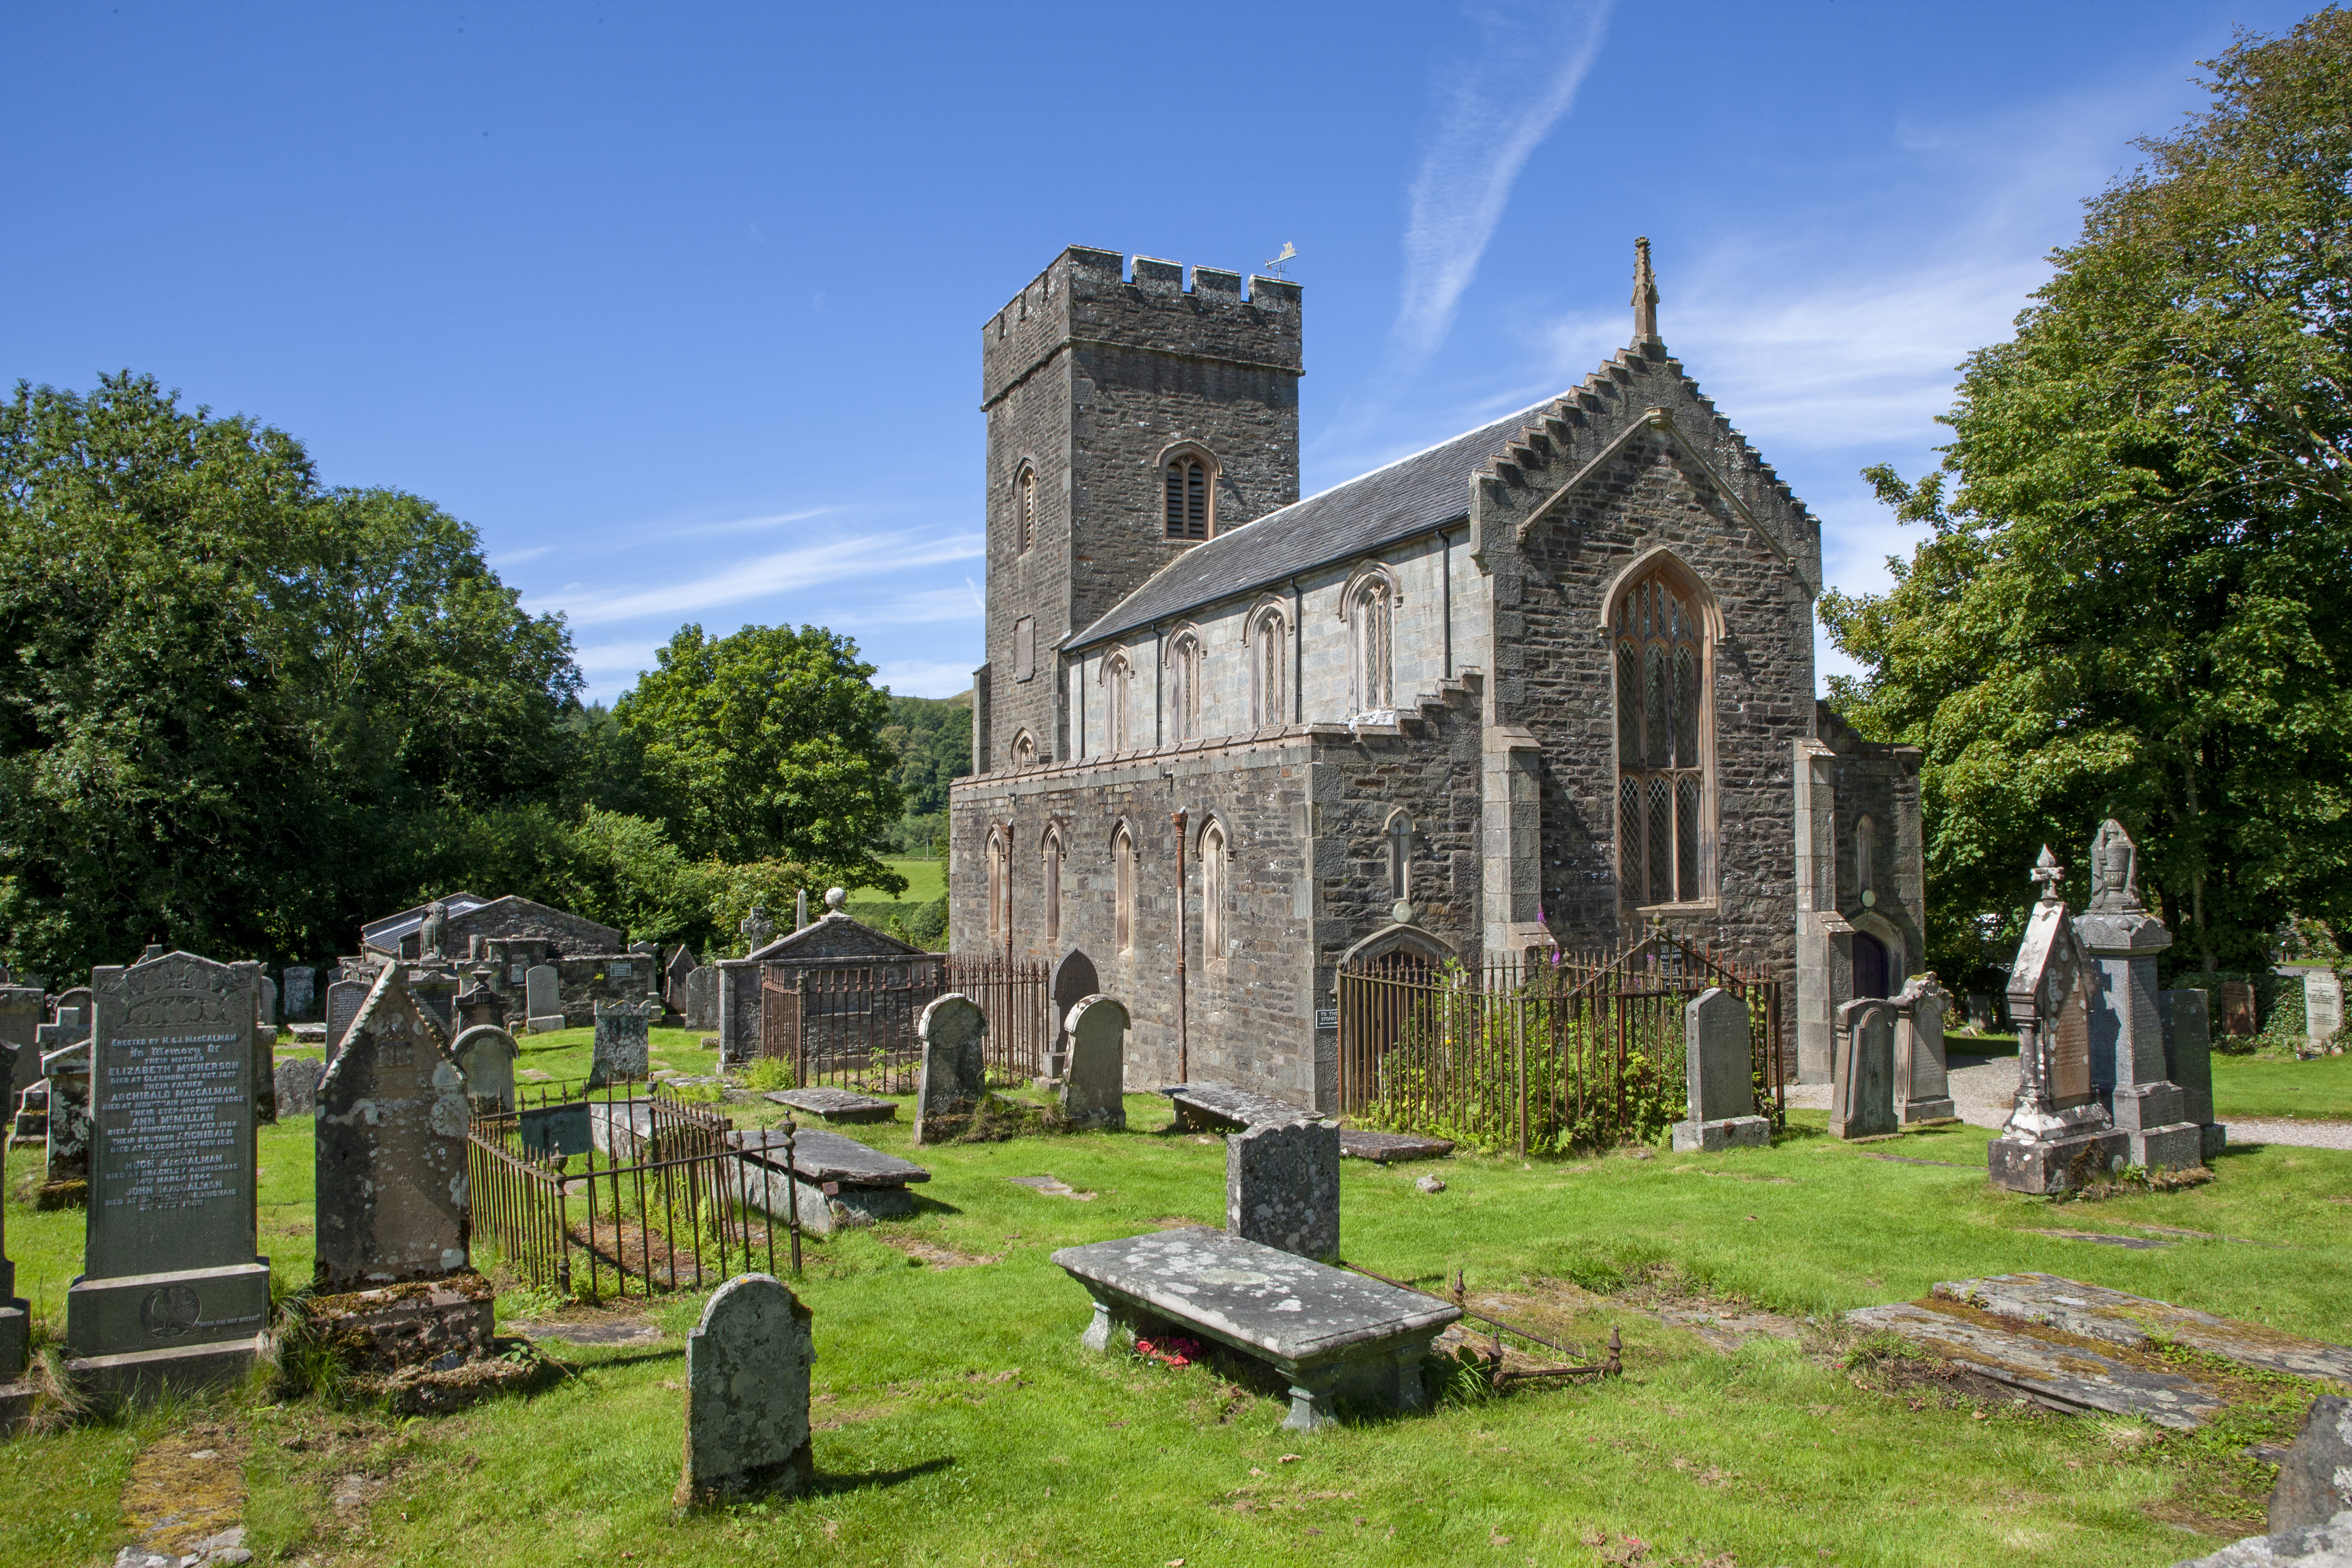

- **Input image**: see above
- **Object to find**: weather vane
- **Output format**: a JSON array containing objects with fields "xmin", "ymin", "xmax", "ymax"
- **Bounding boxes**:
[{"xmin": 1262, "ymin": 241, "xmax": 1298, "ymax": 279}]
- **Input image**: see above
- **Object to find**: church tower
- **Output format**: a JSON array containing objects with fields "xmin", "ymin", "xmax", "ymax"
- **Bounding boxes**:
[{"xmin": 972, "ymin": 247, "xmax": 1302, "ymax": 772}]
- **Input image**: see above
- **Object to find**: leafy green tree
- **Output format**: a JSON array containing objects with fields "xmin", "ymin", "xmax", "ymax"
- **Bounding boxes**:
[
  {"xmin": 1822, "ymin": 12, "xmax": 2352, "ymax": 979},
  {"xmin": 616, "ymin": 623, "xmax": 906, "ymax": 896}
]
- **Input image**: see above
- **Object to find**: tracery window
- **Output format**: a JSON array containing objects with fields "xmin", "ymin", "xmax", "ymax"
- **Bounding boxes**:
[
  {"xmin": 1347, "ymin": 574, "xmax": 1394, "ymax": 714},
  {"xmin": 1168, "ymin": 631, "xmax": 1202, "ymax": 742},
  {"xmin": 1112, "ymin": 823, "xmax": 1136, "ymax": 952},
  {"xmin": 1200, "ymin": 819, "xmax": 1228, "ymax": 967},
  {"xmin": 1041, "ymin": 826, "xmax": 1064, "ymax": 946},
  {"xmin": 1250, "ymin": 608, "xmax": 1286, "ymax": 729},
  {"xmin": 1613, "ymin": 563, "xmax": 1710, "ymax": 906},
  {"xmin": 1164, "ymin": 453, "xmax": 1211, "ymax": 539},
  {"xmin": 1014, "ymin": 462, "xmax": 1038, "ymax": 552},
  {"xmin": 1010, "ymin": 730, "xmax": 1036, "ymax": 771},
  {"xmin": 1102, "ymin": 651, "xmax": 1133, "ymax": 751}
]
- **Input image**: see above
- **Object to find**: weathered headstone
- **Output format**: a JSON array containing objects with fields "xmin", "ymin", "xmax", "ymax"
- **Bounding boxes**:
[
  {"xmin": 2305, "ymin": 970, "xmax": 2343, "ymax": 1049},
  {"xmin": 1048, "ymin": 949, "xmax": 1100, "ymax": 1080},
  {"xmin": 325, "ymin": 977, "xmax": 369, "ymax": 1058},
  {"xmin": 282, "ymin": 965, "xmax": 316, "ymax": 1023},
  {"xmin": 257, "ymin": 974, "xmax": 278, "ymax": 1028},
  {"xmin": 2159, "ymin": 988, "xmax": 2227, "ymax": 1159},
  {"xmin": 315, "ymin": 964, "xmax": 471, "ymax": 1287},
  {"xmin": 0, "ymin": 985, "xmax": 41, "ymax": 1109},
  {"xmin": 524, "ymin": 963, "xmax": 564, "ymax": 1034},
  {"xmin": 2219, "ymin": 980, "xmax": 2258, "ymax": 1038},
  {"xmin": 683, "ymin": 966, "xmax": 717, "ymax": 1030},
  {"xmin": 0, "ymin": 1147, "xmax": 26, "ymax": 1426},
  {"xmin": 53, "ymin": 984, "xmax": 93, "ymax": 1025},
  {"xmin": 41, "ymin": 1037, "xmax": 91, "ymax": 1188},
  {"xmin": 1226, "ymin": 1117, "xmax": 1341, "ymax": 1260},
  {"xmin": 740, "ymin": 905, "xmax": 776, "ymax": 953},
  {"xmin": 64, "ymin": 951, "xmax": 270, "ymax": 1399},
  {"xmin": 666, "ymin": 946, "xmax": 700, "ymax": 1011},
  {"xmin": 1059, "ymin": 995, "xmax": 1128, "ymax": 1129},
  {"xmin": 1990, "ymin": 847, "xmax": 2128, "ymax": 1194},
  {"xmin": 1892, "ymin": 974, "xmax": 1958, "ymax": 1124},
  {"xmin": 1965, "ymin": 992, "xmax": 1996, "ymax": 1034},
  {"xmin": 274, "ymin": 1056, "xmax": 324, "ymax": 1117},
  {"xmin": 673, "ymin": 1273, "xmax": 815, "ymax": 1507},
  {"xmin": 589, "ymin": 998, "xmax": 656, "ymax": 1088},
  {"xmin": 2076, "ymin": 820, "xmax": 2202, "ymax": 1172},
  {"xmin": 913, "ymin": 993, "xmax": 988, "ymax": 1145},
  {"xmin": 1830, "ymin": 997, "xmax": 1898, "ymax": 1140},
  {"xmin": 410, "ymin": 968, "xmax": 460, "ymax": 1034},
  {"xmin": 452, "ymin": 1024, "xmax": 518, "ymax": 1112},
  {"xmin": 1671, "ymin": 987, "xmax": 1769, "ymax": 1151}
]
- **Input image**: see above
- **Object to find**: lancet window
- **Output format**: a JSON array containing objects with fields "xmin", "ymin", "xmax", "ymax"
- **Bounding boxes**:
[{"xmin": 1614, "ymin": 564, "xmax": 1710, "ymax": 906}]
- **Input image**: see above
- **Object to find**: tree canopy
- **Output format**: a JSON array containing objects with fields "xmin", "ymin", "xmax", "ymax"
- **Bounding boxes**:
[{"xmin": 1821, "ymin": 12, "xmax": 2352, "ymax": 980}]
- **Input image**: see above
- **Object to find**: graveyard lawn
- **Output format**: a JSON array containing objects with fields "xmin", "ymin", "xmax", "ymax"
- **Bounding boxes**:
[
  {"xmin": 5, "ymin": 1102, "xmax": 2350, "ymax": 1567},
  {"xmin": 2209, "ymin": 1051, "xmax": 2352, "ymax": 1121},
  {"xmin": 508, "ymin": 1025, "xmax": 720, "ymax": 1091}
]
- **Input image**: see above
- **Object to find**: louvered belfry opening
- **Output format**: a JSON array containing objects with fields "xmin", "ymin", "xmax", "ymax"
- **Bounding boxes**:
[
  {"xmin": 1016, "ymin": 464, "xmax": 1037, "ymax": 551},
  {"xmin": 1614, "ymin": 567, "xmax": 1709, "ymax": 906},
  {"xmin": 1164, "ymin": 455, "xmax": 1210, "ymax": 539}
]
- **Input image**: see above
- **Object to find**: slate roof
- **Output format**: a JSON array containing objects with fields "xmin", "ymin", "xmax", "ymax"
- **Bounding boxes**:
[
  {"xmin": 1069, "ymin": 396, "xmax": 1556, "ymax": 650},
  {"xmin": 362, "ymin": 892, "xmax": 490, "ymax": 949}
]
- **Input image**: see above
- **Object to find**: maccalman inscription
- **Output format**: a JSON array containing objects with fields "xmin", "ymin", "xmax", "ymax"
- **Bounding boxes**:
[{"xmin": 64, "ymin": 951, "xmax": 270, "ymax": 1400}]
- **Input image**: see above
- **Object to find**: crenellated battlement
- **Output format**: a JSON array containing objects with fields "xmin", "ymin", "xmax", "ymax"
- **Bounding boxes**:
[{"xmin": 981, "ymin": 246, "xmax": 1303, "ymax": 411}]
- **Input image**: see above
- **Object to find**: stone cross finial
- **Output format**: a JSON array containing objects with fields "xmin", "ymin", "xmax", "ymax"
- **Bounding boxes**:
[
  {"xmin": 2030, "ymin": 845, "xmax": 2065, "ymax": 905},
  {"xmin": 2088, "ymin": 819, "xmax": 2143, "ymax": 913},
  {"xmin": 1632, "ymin": 236, "xmax": 1660, "ymax": 346},
  {"xmin": 739, "ymin": 905, "xmax": 774, "ymax": 953}
]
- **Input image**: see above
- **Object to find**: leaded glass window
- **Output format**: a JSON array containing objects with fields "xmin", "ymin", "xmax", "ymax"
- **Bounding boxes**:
[{"xmin": 1613, "ymin": 565, "xmax": 1711, "ymax": 906}]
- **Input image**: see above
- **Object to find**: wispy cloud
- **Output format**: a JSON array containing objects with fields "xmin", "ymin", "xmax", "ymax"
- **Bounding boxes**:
[
  {"xmin": 654, "ymin": 505, "xmax": 839, "ymax": 542},
  {"xmin": 1393, "ymin": 1, "xmax": 1615, "ymax": 368},
  {"xmin": 488, "ymin": 544, "xmax": 554, "ymax": 567},
  {"xmin": 831, "ymin": 584, "xmax": 987, "ymax": 629},
  {"xmin": 874, "ymin": 659, "xmax": 976, "ymax": 699},
  {"xmin": 531, "ymin": 529, "xmax": 984, "ymax": 627}
]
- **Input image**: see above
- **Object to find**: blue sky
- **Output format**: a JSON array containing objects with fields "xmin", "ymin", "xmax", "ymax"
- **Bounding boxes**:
[{"xmin": 3, "ymin": 1, "xmax": 2318, "ymax": 703}]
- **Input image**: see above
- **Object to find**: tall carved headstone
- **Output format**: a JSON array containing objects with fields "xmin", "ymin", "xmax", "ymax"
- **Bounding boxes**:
[
  {"xmin": 1059, "ymin": 995, "xmax": 1127, "ymax": 1129},
  {"xmin": 453, "ymin": 1024, "xmax": 519, "ymax": 1113},
  {"xmin": 1226, "ymin": 1118, "xmax": 1341, "ymax": 1260},
  {"xmin": 913, "ymin": 993, "xmax": 988, "ymax": 1145},
  {"xmin": 666, "ymin": 947, "xmax": 700, "ymax": 1011},
  {"xmin": 1829, "ymin": 997, "xmax": 1898, "ymax": 1140},
  {"xmin": 257, "ymin": 974, "xmax": 278, "ymax": 1028},
  {"xmin": 282, "ymin": 965, "xmax": 316, "ymax": 1023},
  {"xmin": 1990, "ymin": 847, "xmax": 2128, "ymax": 1193},
  {"xmin": 1671, "ymin": 987, "xmax": 1769, "ymax": 1151},
  {"xmin": 65, "ymin": 951, "xmax": 270, "ymax": 1399},
  {"xmin": 1892, "ymin": 974, "xmax": 1957, "ymax": 1124},
  {"xmin": 2076, "ymin": 820, "xmax": 2203, "ymax": 1171},
  {"xmin": 2305, "ymin": 970, "xmax": 2344, "ymax": 1050},
  {"xmin": 524, "ymin": 964, "xmax": 564, "ymax": 1034},
  {"xmin": 2159, "ymin": 989, "xmax": 2227, "ymax": 1159},
  {"xmin": 589, "ymin": 998, "xmax": 657, "ymax": 1088},
  {"xmin": 316, "ymin": 964, "xmax": 471, "ymax": 1287},
  {"xmin": 325, "ymin": 977, "xmax": 369, "ymax": 1059},
  {"xmin": 740, "ymin": 905, "xmax": 776, "ymax": 954},
  {"xmin": 674, "ymin": 1273, "xmax": 815, "ymax": 1507}
]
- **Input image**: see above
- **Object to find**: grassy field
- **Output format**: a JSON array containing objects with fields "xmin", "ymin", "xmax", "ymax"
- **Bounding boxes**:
[
  {"xmin": 2210, "ymin": 1051, "xmax": 2352, "ymax": 1121},
  {"xmin": 856, "ymin": 858, "xmax": 945, "ymax": 905},
  {"xmin": 7, "ymin": 1077, "xmax": 2350, "ymax": 1566}
]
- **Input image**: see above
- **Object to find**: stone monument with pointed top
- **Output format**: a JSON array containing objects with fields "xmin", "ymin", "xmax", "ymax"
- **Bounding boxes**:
[
  {"xmin": 1989, "ymin": 847, "xmax": 2129, "ymax": 1193},
  {"xmin": 316, "ymin": 964, "xmax": 472, "ymax": 1287},
  {"xmin": 2075, "ymin": 820, "xmax": 2203, "ymax": 1172}
]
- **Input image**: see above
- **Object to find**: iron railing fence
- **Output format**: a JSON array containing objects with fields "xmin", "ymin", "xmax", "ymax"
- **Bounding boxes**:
[{"xmin": 753, "ymin": 955, "xmax": 1049, "ymax": 1093}]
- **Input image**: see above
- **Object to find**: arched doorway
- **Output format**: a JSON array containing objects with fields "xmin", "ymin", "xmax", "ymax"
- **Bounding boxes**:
[
  {"xmin": 1050, "ymin": 949, "xmax": 1099, "ymax": 1075},
  {"xmin": 1852, "ymin": 932, "xmax": 1889, "ymax": 1001}
]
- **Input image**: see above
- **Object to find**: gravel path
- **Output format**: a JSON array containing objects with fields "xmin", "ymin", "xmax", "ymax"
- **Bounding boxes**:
[{"xmin": 1780, "ymin": 1054, "xmax": 2352, "ymax": 1151}]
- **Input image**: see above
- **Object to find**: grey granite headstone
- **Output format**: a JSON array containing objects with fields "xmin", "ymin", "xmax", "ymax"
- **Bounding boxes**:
[
  {"xmin": 316, "ymin": 964, "xmax": 471, "ymax": 1287},
  {"xmin": 326, "ymin": 978, "xmax": 368, "ymax": 1058},
  {"xmin": 1894, "ymin": 973, "xmax": 1958, "ymax": 1124},
  {"xmin": 41, "ymin": 1036, "xmax": 90, "ymax": 1184},
  {"xmin": 914, "ymin": 993, "xmax": 988, "ymax": 1145},
  {"xmin": 65, "ymin": 951, "xmax": 270, "ymax": 1399},
  {"xmin": 0, "ymin": 986, "xmax": 40, "ymax": 1108},
  {"xmin": 674, "ymin": 1273, "xmax": 814, "ymax": 1507},
  {"xmin": 452, "ymin": 1024, "xmax": 519, "ymax": 1112},
  {"xmin": 2305, "ymin": 971, "xmax": 2343, "ymax": 1049},
  {"xmin": 2160, "ymin": 989, "xmax": 2227, "ymax": 1159},
  {"xmin": 1671, "ymin": 987, "xmax": 1768, "ymax": 1151},
  {"xmin": 282, "ymin": 966, "xmax": 316, "ymax": 1023},
  {"xmin": 1048, "ymin": 948, "xmax": 1100, "ymax": 1078},
  {"xmin": 257, "ymin": 974, "xmax": 278, "ymax": 1028},
  {"xmin": 1830, "ymin": 997, "xmax": 1898, "ymax": 1140},
  {"xmin": 683, "ymin": 966, "xmax": 717, "ymax": 1030},
  {"xmin": 1966, "ymin": 992, "xmax": 1995, "ymax": 1033},
  {"xmin": 524, "ymin": 963, "xmax": 563, "ymax": 1033},
  {"xmin": 1227, "ymin": 1117, "xmax": 1340, "ymax": 1260},
  {"xmin": 274, "ymin": 1057, "xmax": 324, "ymax": 1117},
  {"xmin": 589, "ymin": 998, "xmax": 656, "ymax": 1088},
  {"xmin": 666, "ymin": 946, "xmax": 699, "ymax": 1009},
  {"xmin": 1059, "ymin": 995, "xmax": 1127, "ymax": 1129},
  {"xmin": 2076, "ymin": 822, "xmax": 2203, "ymax": 1172}
]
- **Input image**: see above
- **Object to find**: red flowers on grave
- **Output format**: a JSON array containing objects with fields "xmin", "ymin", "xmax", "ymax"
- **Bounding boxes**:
[{"xmin": 1134, "ymin": 1335, "xmax": 1203, "ymax": 1368}]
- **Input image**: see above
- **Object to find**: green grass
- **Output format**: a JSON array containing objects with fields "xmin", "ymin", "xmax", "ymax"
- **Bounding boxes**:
[
  {"xmin": 9, "ymin": 1094, "xmax": 2350, "ymax": 1565},
  {"xmin": 2212, "ymin": 1050, "xmax": 2352, "ymax": 1121},
  {"xmin": 856, "ymin": 858, "xmax": 945, "ymax": 906}
]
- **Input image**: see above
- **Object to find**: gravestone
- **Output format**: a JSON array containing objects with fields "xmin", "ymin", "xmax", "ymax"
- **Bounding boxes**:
[
  {"xmin": 524, "ymin": 964, "xmax": 564, "ymax": 1034},
  {"xmin": 274, "ymin": 1056, "xmax": 324, "ymax": 1117},
  {"xmin": 282, "ymin": 965, "xmax": 316, "ymax": 1023},
  {"xmin": 315, "ymin": 965, "xmax": 471, "ymax": 1287},
  {"xmin": 589, "ymin": 999, "xmax": 656, "ymax": 1088},
  {"xmin": 2075, "ymin": 820, "xmax": 2203, "ymax": 1172},
  {"xmin": 257, "ymin": 974, "xmax": 278, "ymax": 1028},
  {"xmin": 2305, "ymin": 970, "xmax": 2344, "ymax": 1049},
  {"xmin": 1226, "ymin": 1117, "xmax": 1340, "ymax": 1260},
  {"xmin": 683, "ymin": 966, "xmax": 717, "ymax": 1030},
  {"xmin": 740, "ymin": 905, "xmax": 775, "ymax": 953},
  {"xmin": 1059, "ymin": 995, "xmax": 1128, "ymax": 1129},
  {"xmin": 666, "ymin": 947, "xmax": 700, "ymax": 1011},
  {"xmin": 41, "ymin": 1036, "xmax": 91, "ymax": 1186},
  {"xmin": 64, "ymin": 951, "xmax": 270, "ymax": 1399},
  {"xmin": 913, "ymin": 993, "xmax": 988, "ymax": 1145},
  {"xmin": 1989, "ymin": 846, "xmax": 2128, "ymax": 1194},
  {"xmin": 0, "ymin": 985, "xmax": 40, "ymax": 1108},
  {"xmin": 54, "ymin": 984, "xmax": 93, "ymax": 1022},
  {"xmin": 0, "ymin": 1138, "xmax": 25, "ymax": 1421},
  {"xmin": 1892, "ymin": 974, "xmax": 1958, "ymax": 1124},
  {"xmin": 2159, "ymin": 989, "xmax": 2227, "ymax": 1159},
  {"xmin": 673, "ymin": 1273, "xmax": 815, "ymax": 1507},
  {"xmin": 1965, "ymin": 992, "xmax": 1996, "ymax": 1034},
  {"xmin": 1671, "ymin": 987, "xmax": 1769, "ymax": 1151},
  {"xmin": 1048, "ymin": 949, "xmax": 1099, "ymax": 1080},
  {"xmin": 1830, "ymin": 997, "xmax": 1898, "ymax": 1140},
  {"xmin": 325, "ymin": 977, "xmax": 369, "ymax": 1058},
  {"xmin": 452, "ymin": 1024, "xmax": 519, "ymax": 1112},
  {"xmin": 410, "ymin": 968, "xmax": 460, "ymax": 1033},
  {"xmin": 2219, "ymin": 980, "xmax": 2258, "ymax": 1038}
]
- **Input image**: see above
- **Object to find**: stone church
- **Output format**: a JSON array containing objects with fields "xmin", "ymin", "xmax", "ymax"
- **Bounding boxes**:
[{"xmin": 948, "ymin": 242, "xmax": 1923, "ymax": 1106}]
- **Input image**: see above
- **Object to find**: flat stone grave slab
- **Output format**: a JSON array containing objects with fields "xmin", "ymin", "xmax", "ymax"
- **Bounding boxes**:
[
  {"xmin": 1939, "ymin": 1272, "xmax": 2352, "ymax": 1384},
  {"xmin": 1337, "ymin": 1128, "xmax": 1455, "ymax": 1164},
  {"xmin": 1846, "ymin": 1300, "xmax": 2222, "ymax": 1428},
  {"xmin": 1051, "ymin": 1229, "xmax": 1460, "ymax": 1432},
  {"xmin": 729, "ymin": 1128, "xmax": 928, "ymax": 1186},
  {"xmin": 1009, "ymin": 1175, "xmax": 1094, "ymax": 1200},
  {"xmin": 763, "ymin": 1087, "xmax": 897, "ymax": 1125},
  {"xmin": 728, "ymin": 1128, "xmax": 929, "ymax": 1236},
  {"xmin": 2030, "ymin": 1228, "xmax": 2170, "ymax": 1250},
  {"xmin": 1158, "ymin": 1082, "xmax": 1315, "ymax": 1133}
]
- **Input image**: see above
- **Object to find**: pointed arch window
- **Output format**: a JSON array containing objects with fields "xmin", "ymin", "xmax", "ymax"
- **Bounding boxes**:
[
  {"xmin": 1613, "ymin": 563, "xmax": 1710, "ymax": 906},
  {"xmin": 1014, "ymin": 462, "xmax": 1038, "ymax": 553},
  {"xmin": 1164, "ymin": 452, "xmax": 1211, "ymax": 539},
  {"xmin": 1200, "ymin": 819, "xmax": 1228, "ymax": 968},
  {"xmin": 1101, "ymin": 650, "xmax": 1133, "ymax": 752},
  {"xmin": 1112, "ymin": 823, "xmax": 1136, "ymax": 953},
  {"xmin": 1346, "ymin": 572, "xmax": 1394, "ymax": 715},
  {"xmin": 1853, "ymin": 814, "xmax": 1877, "ymax": 907},
  {"xmin": 1168, "ymin": 631, "xmax": 1202, "ymax": 742},
  {"xmin": 986, "ymin": 827, "xmax": 1009, "ymax": 941},
  {"xmin": 1250, "ymin": 608, "xmax": 1286, "ymax": 729},
  {"xmin": 1010, "ymin": 730, "xmax": 1036, "ymax": 771},
  {"xmin": 1041, "ymin": 826, "xmax": 1064, "ymax": 946},
  {"xmin": 1387, "ymin": 811, "xmax": 1413, "ymax": 903}
]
